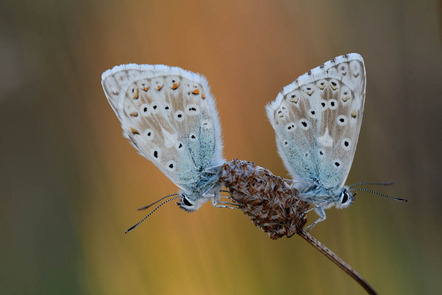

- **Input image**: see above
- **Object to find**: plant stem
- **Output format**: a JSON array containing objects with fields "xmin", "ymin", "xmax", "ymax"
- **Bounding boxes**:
[{"xmin": 298, "ymin": 229, "xmax": 377, "ymax": 295}]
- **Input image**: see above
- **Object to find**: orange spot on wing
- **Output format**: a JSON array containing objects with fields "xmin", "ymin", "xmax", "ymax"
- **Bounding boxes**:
[
  {"xmin": 157, "ymin": 85, "xmax": 163, "ymax": 91},
  {"xmin": 143, "ymin": 87, "xmax": 149, "ymax": 92},
  {"xmin": 201, "ymin": 93, "xmax": 206, "ymax": 99},
  {"xmin": 133, "ymin": 89, "xmax": 139, "ymax": 99},
  {"xmin": 192, "ymin": 88, "xmax": 200, "ymax": 95},
  {"xmin": 129, "ymin": 112, "xmax": 138, "ymax": 117},
  {"xmin": 172, "ymin": 82, "xmax": 180, "ymax": 90},
  {"xmin": 130, "ymin": 127, "xmax": 140, "ymax": 135},
  {"xmin": 289, "ymin": 97, "xmax": 299, "ymax": 104}
]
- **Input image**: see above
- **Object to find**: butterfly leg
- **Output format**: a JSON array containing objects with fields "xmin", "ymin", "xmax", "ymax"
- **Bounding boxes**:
[
  {"xmin": 213, "ymin": 202, "xmax": 239, "ymax": 209},
  {"xmin": 212, "ymin": 196, "xmax": 239, "ymax": 209},
  {"xmin": 301, "ymin": 206, "xmax": 317, "ymax": 217},
  {"xmin": 214, "ymin": 203, "xmax": 239, "ymax": 209},
  {"xmin": 204, "ymin": 165, "xmax": 223, "ymax": 174},
  {"xmin": 304, "ymin": 207, "xmax": 326, "ymax": 232}
]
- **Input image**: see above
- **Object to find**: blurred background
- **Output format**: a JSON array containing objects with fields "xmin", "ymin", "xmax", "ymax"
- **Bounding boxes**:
[{"xmin": 1, "ymin": 0, "xmax": 441, "ymax": 294}]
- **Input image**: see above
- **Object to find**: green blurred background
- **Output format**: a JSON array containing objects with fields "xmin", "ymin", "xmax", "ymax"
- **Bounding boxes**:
[{"xmin": 1, "ymin": 0, "xmax": 441, "ymax": 294}]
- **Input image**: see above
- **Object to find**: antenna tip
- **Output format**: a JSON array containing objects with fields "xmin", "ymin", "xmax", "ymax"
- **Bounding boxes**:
[{"xmin": 125, "ymin": 225, "xmax": 136, "ymax": 234}]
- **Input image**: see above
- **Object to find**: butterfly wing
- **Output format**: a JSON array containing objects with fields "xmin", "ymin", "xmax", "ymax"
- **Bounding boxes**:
[
  {"xmin": 266, "ymin": 54, "xmax": 366, "ymax": 195},
  {"xmin": 101, "ymin": 64, "xmax": 224, "ymax": 194}
]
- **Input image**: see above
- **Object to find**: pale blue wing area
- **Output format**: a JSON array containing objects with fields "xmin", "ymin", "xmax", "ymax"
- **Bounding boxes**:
[
  {"xmin": 102, "ymin": 64, "xmax": 224, "ymax": 198},
  {"xmin": 267, "ymin": 54, "xmax": 366, "ymax": 201}
]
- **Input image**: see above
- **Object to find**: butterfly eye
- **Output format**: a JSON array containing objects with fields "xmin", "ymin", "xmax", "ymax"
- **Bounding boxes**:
[
  {"xmin": 182, "ymin": 196, "xmax": 193, "ymax": 206},
  {"xmin": 341, "ymin": 192, "xmax": 349, "ymax": 204}
]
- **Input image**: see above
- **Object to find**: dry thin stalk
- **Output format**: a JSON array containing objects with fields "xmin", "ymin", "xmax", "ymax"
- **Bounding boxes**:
[
  {"xmin": 221, "ymin": 159, "xmax": 377, "ymax": 295},
  {"xmin": 298, "ymin": 229, "xmax": 377, "ymax": 295}
]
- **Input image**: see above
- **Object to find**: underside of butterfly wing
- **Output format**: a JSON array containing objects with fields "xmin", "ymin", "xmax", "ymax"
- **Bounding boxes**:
[
  {"xmin": 267, "ymin": 54, "xmax": 366, "ymax": 199},
  {"xmin": 102, "ymin": 65, "xmax": 224, "ymax": 195}
]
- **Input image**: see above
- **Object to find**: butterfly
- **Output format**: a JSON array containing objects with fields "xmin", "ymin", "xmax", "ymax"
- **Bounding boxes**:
[
  {"xmin": 222, "ymin": 159, "xmax": 377, "ymax": 293},
  {"xmin": 101, "ymin": 64, "xmax": 229, "ymax": 216},
  {"xmin": 266, "ymin": 53, "xmax": 368, "ymax": 229}
]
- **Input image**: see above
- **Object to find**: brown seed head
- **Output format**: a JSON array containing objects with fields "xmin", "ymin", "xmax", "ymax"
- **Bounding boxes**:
[{"xmin": 220, "ymin": 159, "xmax": 309, "ymax": 239}]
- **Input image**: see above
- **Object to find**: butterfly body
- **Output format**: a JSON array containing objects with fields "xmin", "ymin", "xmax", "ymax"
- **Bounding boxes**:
[
  {"xmin": 102, "ymin": 64, "xmax": 225, "ymax": 211},
  {"xmin": 267, "ymin": 53, "xmax": 366, "ymax": 227}
]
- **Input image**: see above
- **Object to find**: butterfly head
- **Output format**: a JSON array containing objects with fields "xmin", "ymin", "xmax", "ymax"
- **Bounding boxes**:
[
  {"xmin": 335, "ymin": 187, "xmax": 355, "ymax": 209},
  {"xmin": 176, "ymin": 194, "xmax": 209, "ymax": 212}
]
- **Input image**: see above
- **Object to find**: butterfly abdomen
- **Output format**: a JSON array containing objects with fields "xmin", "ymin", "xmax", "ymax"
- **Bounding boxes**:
[{"xmin": 220, "ymin": 159, "xmax": 309, "ymax": 239}]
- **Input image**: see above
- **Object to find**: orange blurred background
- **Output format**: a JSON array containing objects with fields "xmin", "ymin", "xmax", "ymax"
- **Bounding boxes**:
[{"xmin": 1, "ymin": 0, "xmax": 441, "ymax": 294}]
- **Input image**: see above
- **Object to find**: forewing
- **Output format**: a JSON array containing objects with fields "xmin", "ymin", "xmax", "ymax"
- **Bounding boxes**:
[
  {"xmin": 266, "ymin": 54, "xmax": 366, "ymax": 192},
  {"xmin": 102, "ymin": 64, "xmax": 224, "ymax": 191}
]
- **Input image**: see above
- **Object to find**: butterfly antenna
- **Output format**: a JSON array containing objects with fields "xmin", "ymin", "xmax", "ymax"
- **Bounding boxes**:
[
  {"xmin": 137, "ymin": 193, "xmax": 180, "ymax": 210},
  {"xmin": 349, "ymin": 181, "xmax": 394, "ymax": 188},
  {"xmin": 125, "ymin": 196, "xmax": 181, "ymax": 234},
  {"xmin": 350, "ymin": 188, "xmax": 407, "ymax": 202}
]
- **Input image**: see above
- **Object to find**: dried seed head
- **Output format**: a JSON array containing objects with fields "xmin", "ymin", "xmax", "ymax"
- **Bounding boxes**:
[{"xmin": 220, "ymin": 159, "xmax": 309, "ymax": 239}]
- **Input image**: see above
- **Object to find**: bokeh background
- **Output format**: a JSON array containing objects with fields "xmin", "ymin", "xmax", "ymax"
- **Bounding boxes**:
[{"xmin": 1, "ymin": 0, "xmax": 441, "ymax": 294}]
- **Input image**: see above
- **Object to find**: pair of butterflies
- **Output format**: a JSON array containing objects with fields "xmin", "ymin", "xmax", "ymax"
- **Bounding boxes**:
[{"xmin": 101, "ymin": 53, "xmax": 372, "ymax": 231}]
